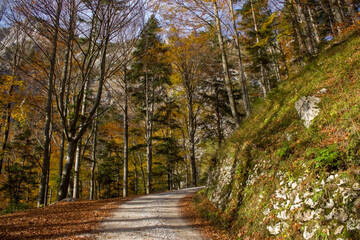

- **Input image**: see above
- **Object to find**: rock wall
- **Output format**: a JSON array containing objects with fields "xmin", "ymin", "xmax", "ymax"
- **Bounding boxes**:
[{"xmin": 207, "ymin": 156, "xmax": 360, "ymax": 239}]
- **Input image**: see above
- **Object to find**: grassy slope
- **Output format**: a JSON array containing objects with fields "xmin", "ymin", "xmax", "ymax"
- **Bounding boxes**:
[{"xmin": 202, "ymin": 30, "xmax": 360, "ymax": 239}]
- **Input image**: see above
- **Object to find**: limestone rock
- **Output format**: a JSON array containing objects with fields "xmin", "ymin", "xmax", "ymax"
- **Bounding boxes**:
[
  {"xmin": 267, "ymin": 223, "xmax": 281, "ymax": 235},
  {"xmin": 303, "ymin": 225, "xmax": 319, "ymax": 240},
  {"xmin": 326, "ymin": 208, "xmax": 348, "ymax": 222},
  {"xmin": 295, "ymin": 96, "xmax": 321, "ymax": 128},
  {"xmin": 353, "ymin": 183, "xmax": 360, "ymax": 191},
  {"xmin": 347, "ymin": 217, "xmax": 360, "ymax": 231},
  {"xmin": 305, "ymin": 198, "xmax": 317, "ymax": 208},
  {"xmin": 317, "ymin": 88, "xmax": 327, "ymax": 94},
  {"xmin": 277, "ymin": 210, "xmax": 289, "ymax": 220},
  {"xmin": 263, "ymin": 208, "xmax": 270, "ymax": 216},
  {"xmin": 324, "ymin": 198, "xmax": 335, "ymax": 209},
  {"xmin": 334, "ymin": 225, "xmax": 344, "ymax": 235},
  {"xmin": 302, "ymin": 209, "xmax": 323, "ymax": 222}
]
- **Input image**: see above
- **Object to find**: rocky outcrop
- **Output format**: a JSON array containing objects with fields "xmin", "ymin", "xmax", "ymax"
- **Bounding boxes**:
[
  {"xmin": 295, "ymin": 96, "xmax": 321, "ymax": 128},
  {"xmin": 295, "ymin": 88, "xmax": 327, "ymax": 128},
  {"xmin": 207, "ymin": 156, "xmax": 360, "ymax": 239}
]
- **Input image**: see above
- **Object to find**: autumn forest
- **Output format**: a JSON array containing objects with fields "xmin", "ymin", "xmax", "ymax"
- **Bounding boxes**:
[{"xmin": 0, "ymin": 0, "xmax": 359, "ymax": 213}]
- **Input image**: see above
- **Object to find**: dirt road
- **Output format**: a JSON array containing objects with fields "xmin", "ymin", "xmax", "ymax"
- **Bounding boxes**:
[{"xmin": 95, "ymin": 187, "xmax": 206, "ymax": 240}]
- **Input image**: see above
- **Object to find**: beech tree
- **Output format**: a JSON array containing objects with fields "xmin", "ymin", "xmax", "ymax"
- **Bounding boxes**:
[
  {"xmin": 167, "ymin": 32, "xmax": 213, "ymax": 187},
  {"xmin": 56, "ymin": 0, "xmax": 144, "ymax": 201}
]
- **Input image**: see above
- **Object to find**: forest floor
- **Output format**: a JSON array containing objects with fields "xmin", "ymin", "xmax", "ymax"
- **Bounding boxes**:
[
  {"xmin": 1, "ymin": 187, "xmax": 227, "ymax": 240},
  {"xmin": 0, "ymin": 196, "xmax": 134, "ymax": 239}
]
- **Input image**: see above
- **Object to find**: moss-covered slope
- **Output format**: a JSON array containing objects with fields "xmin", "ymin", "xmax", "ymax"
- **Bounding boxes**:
[{"xmin": 205, "ymin": 31, "xmax": 360, "ymax": 239}]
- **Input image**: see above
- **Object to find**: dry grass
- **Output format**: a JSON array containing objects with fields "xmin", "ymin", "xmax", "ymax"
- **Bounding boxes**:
[{"xmin": 180, "ymin": 193, "xmax": 234, "ymax": 240}]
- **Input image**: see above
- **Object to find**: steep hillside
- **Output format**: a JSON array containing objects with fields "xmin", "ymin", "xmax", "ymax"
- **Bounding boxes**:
[{"xmin": 204, "ymin": 31, "xmax": 360, "ymax": 239}]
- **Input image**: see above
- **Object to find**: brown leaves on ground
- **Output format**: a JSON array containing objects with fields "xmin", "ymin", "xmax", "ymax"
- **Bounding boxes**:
[
  {"xmin": 0, "ymin": 197, "xmax": 133, "ymax": 240},
  {"xmin": 180, "ymin": 193, "xmax": 234, "ymax": 240}
]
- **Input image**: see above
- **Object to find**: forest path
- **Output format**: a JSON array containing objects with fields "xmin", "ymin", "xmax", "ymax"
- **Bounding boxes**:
[{"xmin": 94, "ymin": 187, "xmax": 206, "ymax": 240}]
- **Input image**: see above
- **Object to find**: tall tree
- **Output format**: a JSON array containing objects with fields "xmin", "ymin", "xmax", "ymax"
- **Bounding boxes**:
[
  {"xmin": 37, "ymin": 0, "xmax": 62, "ymax": 207},
  {"xmin": 167, "ymin": 32, "xmax": 212, "ymax": 187},
  {"xmin": 56, "ymin": 0, "xmax": 144, "ymax": 201},
  {"xmin": 130, "ymin": 15, "xmax": 171, "ymax": 194}
]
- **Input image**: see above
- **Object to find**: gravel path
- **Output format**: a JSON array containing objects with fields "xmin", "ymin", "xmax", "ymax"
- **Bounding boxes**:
[{"xmin": 95, "ymin": 187, "xmax": 206, "ymax": 240}]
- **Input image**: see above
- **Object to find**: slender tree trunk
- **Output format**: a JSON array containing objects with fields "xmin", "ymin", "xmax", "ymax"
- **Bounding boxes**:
[
  {"xmin": 307, "ymin": 5, "xmax": 321, "ymax": 45},
  {"xmin": 133, "ymin": 157, "xmax": 138, "ymax": 195},
  {"xmin": 49, "ymin": 188, "xmax": 52, "ymax": 205},
  {"xmin": 251, "ymin": 0, "xmax": 270, "ymax": 98},
  {"xmin": 44, "ymin": 167, "xmax": 50, "ymax": 206},
  {"xmin": 58, "ymin": 131, "xmax": 65, "ymax": 181},
  {"xmin": 329, "ymin": 0, "xmax": 345, "ymax": 27},
  {"xmin": 38, "ymin": 0, "xmax": 62, "ymax": 207},
  {"xmin": 187, "ymin": 92, "xmax": 197, "ymax": 187},
  {"xmin": 73, "ymin": 75, "xmax": 91, "ymax": 198},
  {"xmin": 145, "ymin": 71, "xmax": 154, "ymax": 194},
  {"xmin": 98, "ymin": 181, "xmax": 101, "ymax": 199},
  {"xmin": 294, "ymin": 0, "xmax": 316, "ymax": 55},
  {"xmin": 0, "ymin": 85, "xmax": 13, "ymax": 175},
  {"xmin": 117, "ymin": 153, "xmax": 121, "ymax": 197},
  {"xmin": 269, "ymin": 46, "xmax": 281, "ymax": 83},
  {"xmin": 320, "ymin": 0, "xmax": 339, "ymax": 36},
  {"xmin": 137, "ymin": 151, "xmax": 146, "ymax": 194},
  {"xmin": 229, "ymin": 0, "xmax": 251, "ymax": 117},
  {"xmin": 212, "ymin": 0, "xmax": 240, "ymax": 126},
  {"xmin": 72, "ymin": 144, "xmax": 81, "ymax": 198},
  {"xmin": 275, "ymin": 36, "xmax": 289, "ymax": 79},
  {"xmin": 345, "ymin": 0, "xmax": 360, "ymax": 23},
  {"xmin": 215, "ymin": 84, "xmax": 223, "ymax": 147},
  {"xmin": 90, "ymin": 118, "xmax": 98, "ymax": 200},
  {"xmin": 288, "ymin": 1, "xmax": 308, "ymax": 56},
  {"xmin": 123, "ymin": 66, "xmax": 129, "ymax": 197},
  {"xmin": 132, "ymin": 149, "xmax": 143, "ymax": 194},
  {"xmin": 337, "ymin": 0, "xmax": 346, "ymax": 22}
]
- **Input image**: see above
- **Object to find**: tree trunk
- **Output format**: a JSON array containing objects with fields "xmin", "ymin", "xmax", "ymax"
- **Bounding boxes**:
[
  {"xmin": 72, "ymin": 144, "xmax": 81, "ymax": 198},
  {"xmin": 288, "ymin": 1, "xmax": 308, "ymax": 56},
  {"xmin": 73, "ymin": 73, "xmax": 91, "ymax": 199},
  {"xmin": 329, "ymin": 0, "xmax": 345, "ymax": 28},
  {"xmin": 145, "ymin": 71, "xmax": 154, "ymax": 194},
  {"xmin": 187, "ymin": 92, "xmax": 197, "ymax": 187},
  {"xmin": 58, "ymin": 132, "xmax": 65, "ymax": 181},
  {"xmin": 250, "ymin": 0, "xmax": 270, "ymax": 98},
  {"xmin": 337, "ymin": 0, "xmax": 346, "ymax": 22},
  {"xmin": 229, "ymin": 0, "xmax": 251, "ymax": 117},
  {"xmin": 38, "ymin": 0, "xmax": 62, "ymax": 207},
  {"xmin": 212, "ymin": 0, "xmax": 240, "ymax": 126},
  {"xmin": 215, "ymin": 84, "xmax": 223, "ymax": 147},
  {"xmin": 90, "ymin": 119, "xmax": 97, "ymax": 200},
  {"xmin": 345, "ymin": 0, "xmax": 360, "ymax": 23},
  {"xmin": 136, "ymin": 150, "xmax": 146, "ymax": 194},
  {"xmin": 57, "ymin": 140, "xmax": 78, "ymax": 201},
  {"xmin": 133, "ymin": 157, "xmax": 138, "ymax": 195},
  {"xmin": 294, "ymin": 0, "xmax": 316, "ymax": 55},
  {"xmin": 320, "ymin": 0, "xmax": 340, "ymax": 36},
  {"xmin": 123, "ymin": 66, "xmax": 129, "ymax": 197},
  {"xmin": 307, "ymin": 5, "xmax": 321, "ymax": 45}
]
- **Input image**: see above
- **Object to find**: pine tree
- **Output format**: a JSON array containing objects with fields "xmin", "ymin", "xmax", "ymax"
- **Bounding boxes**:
[{"xmin": 129, "ymin": 15, "xmax": 172, "ymax": 194}]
